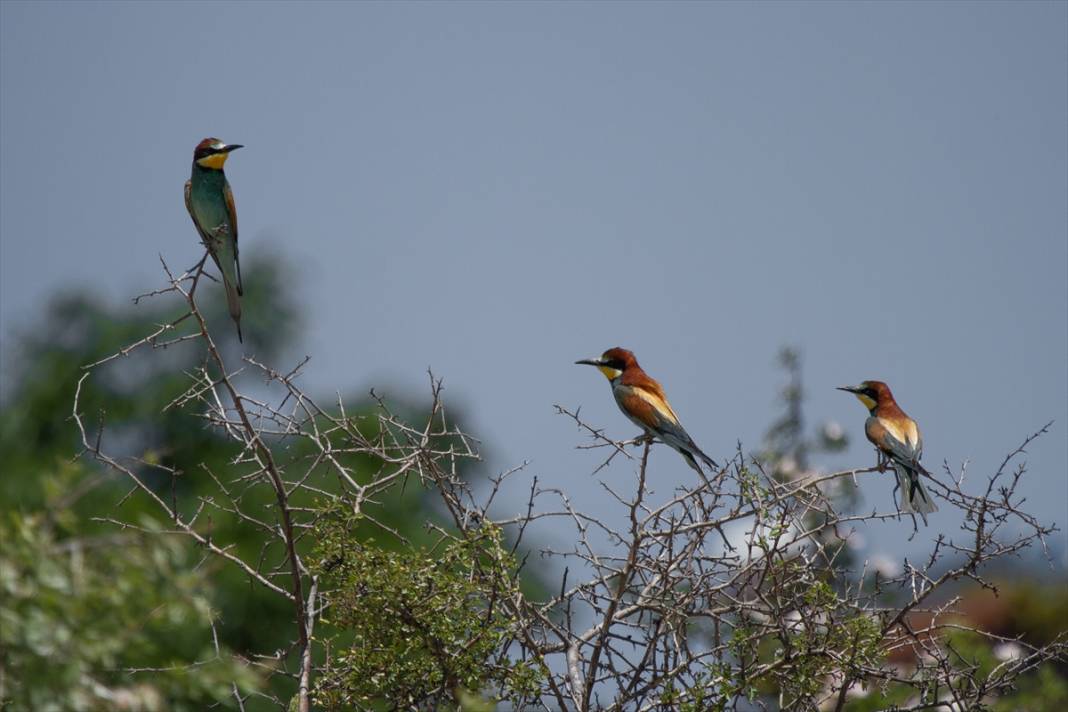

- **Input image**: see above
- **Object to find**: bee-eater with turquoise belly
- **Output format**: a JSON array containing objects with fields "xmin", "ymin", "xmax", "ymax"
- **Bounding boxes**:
[
  {"xmin": 838, "ymin": 380, "xmax": 938, "ymax": 524},
  {"xmin": 185, "ymin": 137, "xmax": 244, "ymax": 342}
]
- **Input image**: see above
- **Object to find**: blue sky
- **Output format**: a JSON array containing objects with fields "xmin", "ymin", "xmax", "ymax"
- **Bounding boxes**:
[{"xmin": 2, "ymin": 1, "xmax": 1065, "ymax": 562}]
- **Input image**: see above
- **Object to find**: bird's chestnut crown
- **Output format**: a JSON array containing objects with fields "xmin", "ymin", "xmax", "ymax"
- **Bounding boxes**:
[
  {"xmin": 193, "ymin": 138, "xmax": 243, "ymax": 170},
  {"xmin": 837, "ymin": 380, "xmax": 891, "ymax": 412},
  {"xmin": 575, "ymin": 347, "xmax": 635, "ymax": 381}
]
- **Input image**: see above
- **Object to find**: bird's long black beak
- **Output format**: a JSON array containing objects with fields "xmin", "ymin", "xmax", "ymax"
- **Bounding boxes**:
[
  {"xmin": 221, "ymin": 144, "xmax": 243, "ymax": 153},
  {"xmin": 836, "ymin": 385, "xmax": 860, "ymax": 394},
  {"xmin": 575, "ymin": 358, "xmax": 602, "ymax": 367}
]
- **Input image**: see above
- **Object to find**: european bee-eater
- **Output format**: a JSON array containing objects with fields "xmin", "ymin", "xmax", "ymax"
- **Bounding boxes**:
[
  {"xmin": 185, "ymin": 137, "xmax": 244, "ymax": 342},
  {"xmin": 576, "ymin": 347, "xmax": 718, "ymax": 474},
  {"xmin": 838, "ymin": 380, "xmax": 938, "ymax": 523}
]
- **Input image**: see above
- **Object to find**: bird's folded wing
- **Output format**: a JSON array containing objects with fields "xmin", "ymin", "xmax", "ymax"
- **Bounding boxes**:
[
  {"xmin": 184, "ymin": 181, "xmax": 211, "ymax": 244},
  {"xmin": 618, "ymin": 385, "xmax": 681, "ymax": 430},
  {"xmin": 867, "ymin": 417, "xmax": 924, "ymax": 469},
  {"xmin": 223, "ymin": 181, "xmax": 242, "ymax": 294}
]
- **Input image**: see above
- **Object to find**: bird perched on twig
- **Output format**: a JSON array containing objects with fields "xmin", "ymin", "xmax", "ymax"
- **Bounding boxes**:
[
  {"xmin": 185, "ymin": 137, "xmax": 244, "ymax": 342},
  {"xmin": 576, "ymin": 347, "xmax": 718, "ymax": 474},
  {"xmin": 838, "ymin": 380, "xmax": 938, "ymax": 523}
]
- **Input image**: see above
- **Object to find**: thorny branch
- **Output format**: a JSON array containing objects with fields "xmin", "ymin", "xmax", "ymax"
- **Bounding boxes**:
[
  {"xmin": 71, "ymin": 260, "xmax": 1063, "ymax": 710},
  {"xmin": 73, "ymin": 257, "xmax": 478, "ymax": 710}
]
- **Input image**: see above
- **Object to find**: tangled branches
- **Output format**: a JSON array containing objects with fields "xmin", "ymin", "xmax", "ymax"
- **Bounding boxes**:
[{"xmin": 72, "ymin": 260, "xmax": 1064, "ymax": 711}]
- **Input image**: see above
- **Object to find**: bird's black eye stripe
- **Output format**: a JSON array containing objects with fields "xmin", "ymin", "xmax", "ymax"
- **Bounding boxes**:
[
  {"xmin": 604, "ymin": 359, "xmax": 625, "ymax": 371},
  {"xmin": 195, "ymin": 145, "xmax": 225, "ymax": 160}
]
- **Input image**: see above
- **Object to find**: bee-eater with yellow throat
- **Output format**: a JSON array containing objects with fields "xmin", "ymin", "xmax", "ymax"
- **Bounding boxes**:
[
  {"xmin": 577, "ymin": 347, "xmax": 718, "ymax": 474},
  {"xmin": 838, "ymin": 380, "xmax": 938, "ymax": 524},
  {"xmin": 185, "ymin": 138, "xmax": 244, "ymax": 341}
]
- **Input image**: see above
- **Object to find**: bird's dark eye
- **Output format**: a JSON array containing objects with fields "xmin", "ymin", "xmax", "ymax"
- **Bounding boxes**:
[{"xmin": 605, "ymin": 359, "xmax": 625, "ymax": 371}]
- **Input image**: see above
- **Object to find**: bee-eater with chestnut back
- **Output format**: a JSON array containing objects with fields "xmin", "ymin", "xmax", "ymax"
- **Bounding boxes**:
[
  {"xmin": 576, "ymin": 347, "xmax": 718, "ymax": 474},
  {"xmin": 838, "ymin": 380, "xmax": 938, "ymax": 523}
]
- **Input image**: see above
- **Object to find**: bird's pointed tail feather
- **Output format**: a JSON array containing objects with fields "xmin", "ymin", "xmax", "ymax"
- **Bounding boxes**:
[
  {"xmin": 661, "ymin": 430, "xmax": 719, "ymax": 473},
  {"xmin": 223, "ymin": 276, "xmax": 243, "ymax": 343},
  {"xmin": 679, "ymin": 449, "xmax": 704, "ymax": 475},
  {"xmin": 893, "ymin": 462, "xmax": 937, "ymax": 523},
  {"xmin": 694, "ymin": 446, "xmax": 719, "ymax": 470}
]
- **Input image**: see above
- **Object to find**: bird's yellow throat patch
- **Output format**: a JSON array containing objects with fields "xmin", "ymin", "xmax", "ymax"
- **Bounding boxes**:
[
  {"xmin": 854, "ymin": 393, "xmax": 877, "ymax": 411},
  {"xmin": 196, "ymin": 153, "xmax": 231, "ymax": 170},
  {"xmin": 597, "ymin": 365, "xmax": 623, "ymax": 381}
]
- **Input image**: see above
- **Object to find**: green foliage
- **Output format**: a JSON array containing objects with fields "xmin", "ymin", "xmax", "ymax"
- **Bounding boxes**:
[
  {"xmin": 0, "ymin": 256, "xmax": 492, "ymax": 708},
  {"xmin": 0, "ymin": 256, "xmax": 303, "ymax": 669},
  {"xmin": 991, "ymin": 665, "xmax": 1068, "ymax": 712},
  {"xmin": 0, "ymin": 252, "xmax": 296, "ymax": 514},
  {"xmin": 842, "ymin": 619, "xmax": 1068, "ymax": 711},
  {"xmin": 312, "ymin": 509, "xmax": 542, "ymax": 709},
  {"xmin": 941, "ymin": 629, "xmax": 1068, "ymax": 712},
  {"xmin": 736, "ymin": 464, "xmax": 768, "ymax": 506},
  {"xmin": 0, "ymin": 259, "xmax": 304, "ymax": 708},
  {"xmin": 1003, "ymin": 582, "xmax": 1068, "ymax": 647},
  {"xmin": 1, "ymin": 277, "xmax": 1062, "ymax": 711},
  {"xmin": 0, "ymin": 499, "xmax": 261, "ymax": 710}
]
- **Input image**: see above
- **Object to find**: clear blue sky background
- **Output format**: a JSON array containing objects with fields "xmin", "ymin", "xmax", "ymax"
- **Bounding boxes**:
[{"xmin": 2, "ymin": 1, "xmax": 1065, "ymax": 563}]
